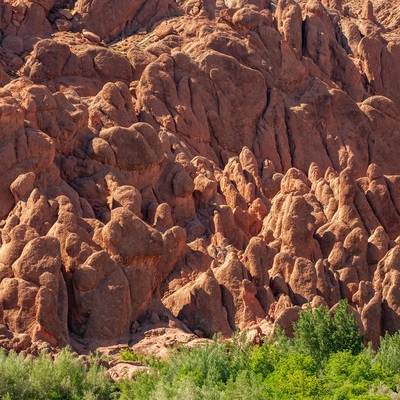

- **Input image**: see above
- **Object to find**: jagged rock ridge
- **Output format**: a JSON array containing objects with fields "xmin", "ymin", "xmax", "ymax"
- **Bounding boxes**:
[{"xmin": 0, "ymin": 0, "xmax": 400, "ymax": 351}]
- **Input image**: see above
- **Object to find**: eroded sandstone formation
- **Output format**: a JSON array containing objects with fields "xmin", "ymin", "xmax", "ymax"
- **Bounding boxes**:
[{"xmin": 0, "ymin": 0, "xmax": 400, "ymax": 352}]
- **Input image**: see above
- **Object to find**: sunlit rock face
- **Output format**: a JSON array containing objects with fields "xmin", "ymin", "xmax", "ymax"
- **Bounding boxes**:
[{"xmin": 0, "ymin": 0, "xmax": 400, "ymax": 352}]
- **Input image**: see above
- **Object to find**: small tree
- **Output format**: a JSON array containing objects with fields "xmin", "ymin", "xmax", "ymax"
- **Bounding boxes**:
[
  {"xmin": 330, "ymin": 300, "xmax": 364, "ymax": 355},
  {"xmin": 292, "ymin": 299, "xmax": 363, "ymax": 366}
]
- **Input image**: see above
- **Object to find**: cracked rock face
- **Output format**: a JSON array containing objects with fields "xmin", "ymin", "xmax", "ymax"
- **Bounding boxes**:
[{"xmin": 0, "ymin": 0, "xmax": 400, "ymax": 352}]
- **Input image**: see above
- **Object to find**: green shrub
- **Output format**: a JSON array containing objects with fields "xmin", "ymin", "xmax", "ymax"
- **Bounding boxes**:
[
  {"xmin": 119, "ymin": 348, "xmax": 143, "ymax": 362},
  {"xmin": 374, "ymin": 332, "xmax": 400, "ymax": 374},
  {"xmin": 330, "ymin": 300, "xmax": 364, "ymax": 355},
  {"xmin": 320, "ymin": 351, "xmax": 400, "ymax": 400},
  {"xmin": 168, "ymin": 341, "xmax": 232, "ymax": 386},
  {"xmin": 222, "ymin": 370, "xmax": 266, "ymax": 400},
  {"xmin": 151, "ymin": 374, "xmax": 223, "ymax": 400},
  {"xmin": 115, "ymin": 371, "xmax": 156, "ymax": 400},
  {"xmin": 0, "ymin": 347, "xmax": 111, "ymax": 400},
  {"xmin": 290, "ymin": 299, "xmax": 363, "ymax": 366},
  {"xmin": 0, "ymin": 349, "xmax": 30, "ymax": 399},
  {"xmin": 249, "ymin": 342, "xmax": 279, "ymax": 377},
  {"xmin": 264, "ymin": 353, "xmax": 320, "ymax": 399}
]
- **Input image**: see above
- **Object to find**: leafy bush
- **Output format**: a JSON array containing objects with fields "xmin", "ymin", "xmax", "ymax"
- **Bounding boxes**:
[
  {"xmin": 0, "ymin": 347, "xmax": 111, "ymax": 400},
  {"xmin": 320, "ymin": 350, "xmax": 400, "ymax": 400},
  {"xmin": 222, "ymin": 370, "xmax": 266, "ymax": 400},
  {"xmin": 264, "ymin": 353, "xmax": 320, "ymax": 400},
  {"xmin": 249, "ymin": 341, "xmax": 278, "ymax": 377},
  {"xmin": 288, "ymin": 299, "xmax": 363, "ymax": 366},
  {"xmin": 115, "ymin": 371, "xmax": 156, "ymax": 400},
  {"xmin": 0, "ymin": 349, "xmax": 30, "ymax": 399},
  {"xmin": 166, "ymin": 334, "xmax": 251, "ymax": 387},
  {"xmin": 374, "ymin": 332, "xmax": 400, "ymax": 374},
  {"xmin": 119, "ymin": 348, "xmax": 143, "ymax": 363}
]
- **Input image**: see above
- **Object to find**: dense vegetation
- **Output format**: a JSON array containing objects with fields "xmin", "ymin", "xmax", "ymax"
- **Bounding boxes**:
[{"xmin": 2, "ymin": 300, "xmax": 400, "ymax": 399}]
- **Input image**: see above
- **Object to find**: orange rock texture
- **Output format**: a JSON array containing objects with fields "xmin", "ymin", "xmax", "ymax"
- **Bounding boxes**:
[{"xmin": 0, "ymin": 0, "xmax": 400, "ymax": 351}]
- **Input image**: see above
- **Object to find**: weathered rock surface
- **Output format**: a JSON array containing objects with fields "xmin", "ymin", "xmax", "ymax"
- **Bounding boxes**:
[{"xmin": 0, "ymin": 0, "xmax": 400, "ymax": 352}]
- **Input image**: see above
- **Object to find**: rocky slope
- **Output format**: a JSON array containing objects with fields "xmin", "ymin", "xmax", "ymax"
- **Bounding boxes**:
[{"xmin": 0, "ymin": 0, "xmax": 400, "ymax": 352}]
